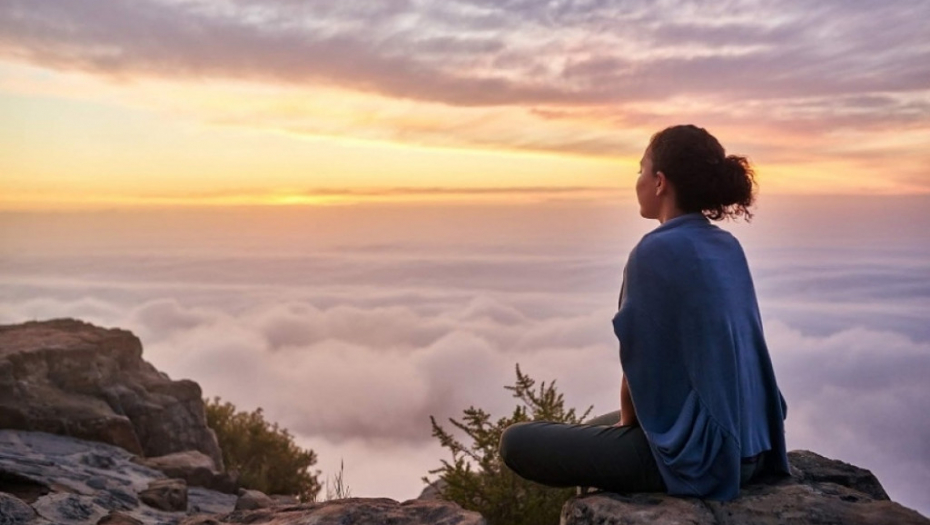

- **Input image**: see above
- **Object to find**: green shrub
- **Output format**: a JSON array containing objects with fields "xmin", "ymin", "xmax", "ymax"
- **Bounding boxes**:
[
  {"xmin": 426, "ymin": 365, "xmax": 592, "ymax": 525},
  {"xmin": 204, "ymin": 397, "xmax": 321, "ymax": 501}
]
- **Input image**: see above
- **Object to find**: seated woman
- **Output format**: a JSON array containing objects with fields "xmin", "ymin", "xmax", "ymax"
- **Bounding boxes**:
[{"xmin": 499, "ymin": 125, "xmax": 789, "ymax": 501}]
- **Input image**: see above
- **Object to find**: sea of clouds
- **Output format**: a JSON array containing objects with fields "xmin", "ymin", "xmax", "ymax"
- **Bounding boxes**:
[{"xmin": 1, "ymin": 196, "xmax": 928, "ymax": 514}]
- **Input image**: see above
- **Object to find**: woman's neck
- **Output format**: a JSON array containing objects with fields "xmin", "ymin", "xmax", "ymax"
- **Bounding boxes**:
[{"xmin": 657, "ymin": 202, "xmax": 686, "ymax": 224}]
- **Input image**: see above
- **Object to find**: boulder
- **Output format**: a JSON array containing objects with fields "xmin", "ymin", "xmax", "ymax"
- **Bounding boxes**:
[
  {"xmin": 32, "ymin": 493, "xmax": 109, "ymax": 525},
  {"xmin": 179, "ymin": 498, "xmax": 486, "ymax": 525},
  {"xmin": 139, "ymin": 479, "xmax": 188, "ymax": 512},
  {"xmin": 234, "ymin": 488, "xmax": 273, "ymax": 510},
  {"xmin": 561, "ymin": 450, "xmax": 929, "ymax": 525},
  {"xmin": 0, "ymin": 429, "xmax": 236, "ymax": 525},
  {"xmin": 138, "ymin": 451, "xmax": 238, "ymax": 494},
  {"xmin": 96, "ymin": 511, "xmax": 144, "ymax": 525},
  {"xmin": 0, "ymin": 492, "xmax": 38, "ymax": 524},
  {"xmin": 269, "ymin": 495, "xmax": 299, "ymax": 506},
  {"xmin": 0, "ymin": 319, "xmax": 223, "ymax": 470},
  {"xmin": 417, "ymin": 479, "xmax": 446, "ymax": 501}
]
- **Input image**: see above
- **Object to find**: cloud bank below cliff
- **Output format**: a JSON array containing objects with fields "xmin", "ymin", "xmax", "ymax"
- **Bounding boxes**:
[{"xmin": 1, "ymin": 197, "xmax": 928, "ymax": 513}]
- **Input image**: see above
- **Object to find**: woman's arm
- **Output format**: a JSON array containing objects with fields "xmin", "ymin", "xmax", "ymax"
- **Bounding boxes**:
[{"xmin": 619, "ymin": 375, "xmax": 638, "ymax": 426}]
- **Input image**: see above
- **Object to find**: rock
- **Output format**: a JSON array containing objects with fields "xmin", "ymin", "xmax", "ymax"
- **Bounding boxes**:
[
  {"xmin": 0, "ymin": 470, "xmax": 51, "ymax": 503},
  {"xmin": 0, "ymin": 428, "xmax": 238, "ymax": 523},
  {"xmin": 269, "ymin": 494, "xmax": 299, "ymax": 506},
  {"xmin": 0, "ymin": 429, "xmax": 162, "ymax": 501},
  {"xmin": 96, "ymin": 510, "xmax": 143, "ymax": 525},
  {"xmin": 178, "ymin": 518, "xmax": 221, "ymax": 525},
  {"xmin": 139, "ymin": 479, "xmax": 188, "ymax": 512},
  {"xmin": 187, "ymin": 487, "xmax": 238, "ymax": 515},
  {"xmin": 138, "ymin": 451, "xmax": 238, "ymax": 494},
  {"xmin": 179, "ymin": 498, "xmax": 486, "ymax": 525},
  {"xmin": 561, "ymin": 450, "xmax": 929, "ymax": 525},
  {"xmin": 789, "ymin": 449, "xmax": 890, "ymax": 500},
  {"xmin": 0, "ymin": 492, "xmax": 38, "ymax": 524},
  {"xmin": 234, "ymin": 489, "xmax": 273, "ymax": 510},
  {"xmin": 563, "ymin": 492, "xmax": 715, "ymax": 525},
  {"xmin": 0, "ymin": 319, "xmax": 223, "ymax": 470},
  {"xmin": 417, "ymin": 479, "xmax": 446, "ymax": 500},
  {"xmin": 32, "ymin": 493, "xmax": 109, "ymax": 525}
]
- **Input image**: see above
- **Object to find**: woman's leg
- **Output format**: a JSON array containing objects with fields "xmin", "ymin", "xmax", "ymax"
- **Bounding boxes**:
[
  {"xmin": 585, "ymin": 410, "xmax": 621, "ymax": 427},
  {"xmin": 498, "ymin": 417, "xmax": 665, "ymax": 494}
]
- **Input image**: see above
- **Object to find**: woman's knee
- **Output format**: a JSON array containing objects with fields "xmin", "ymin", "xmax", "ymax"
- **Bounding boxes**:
[{"xmin": 499, "ymin": 421, "xmax": 536, "ymax": 470}]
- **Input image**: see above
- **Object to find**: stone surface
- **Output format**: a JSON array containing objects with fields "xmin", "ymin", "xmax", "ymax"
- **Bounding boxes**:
[
  {"xmin": 0, "ymin": 319, "xmax": 223, "ymax": 469},
  {"xmin": 234, "ymin": 489, "xmax": 273, "ymax": 510},
  {"xmin": 96, "ymin": 511, "xmax": 144, "ymax": 525},
  {"xmin": 0, "ymin": 492, "xmax": 38, "ymax": 525},
  {"xmin": 139, "ymin": 451, "xmax": 237, "ymax": 494},
  {"xmin": 180, "ymin": 498, "xmax": 487, "ymax": 525},
  {"xmin": 187, "ymin": 488, "xmax": 237, "ymax": 515},
  {"xmin": 417, "ymin": 479, "xmax": 446, "ymax": 500},
  {"xmin": 561, "ymin": 450, "xmax": 929, "ymax": 525},
  {"xmin": 788, "ymin": 449, "xmax": 890, "ymax": 500},
  {"xmin": 32, "ymin": 493, "xmax": 109, "ymax": 525},
  {"xmin": 268, "ymin": 495, "xmax": 299, "ymax": 506},
  {"xmin": 139, "ymin": 479, "xmax": 188, "ymax": 512},
  {"xmin": 0, "ymin": 429, "xmax": 236, "ymax": 525}
]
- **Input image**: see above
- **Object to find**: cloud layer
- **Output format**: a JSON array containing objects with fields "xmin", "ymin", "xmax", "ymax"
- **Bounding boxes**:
[
  {"xmin": 2, "ymin": 0, "xmax": 929, "ymax": 187},
  {"xmin": 3, "ymin": 0, "xmax": 928, "ymax": 106},
  {"xmin": 1, "ymin": 199, "xmax": 929, "ymax": 512}
]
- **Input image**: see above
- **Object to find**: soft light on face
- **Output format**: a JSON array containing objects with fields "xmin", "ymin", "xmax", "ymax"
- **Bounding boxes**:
[{"xmin": 636, "ymin": 146, "xmax": 660, "ymax": 219}]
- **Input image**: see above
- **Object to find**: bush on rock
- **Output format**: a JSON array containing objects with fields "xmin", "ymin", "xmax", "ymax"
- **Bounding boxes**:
[
  {"xmin": 426, "ymin": 365, "xmax": 592, "ymax": 525},
  {"xmin": 204, "ymin": 397, "xmax": 321, "ymax": 501}
]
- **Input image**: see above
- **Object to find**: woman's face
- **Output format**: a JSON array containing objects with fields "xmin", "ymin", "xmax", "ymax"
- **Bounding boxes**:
[{"xmin": 636, "ymin": 146, "xmax": 660, "ymax": 219}]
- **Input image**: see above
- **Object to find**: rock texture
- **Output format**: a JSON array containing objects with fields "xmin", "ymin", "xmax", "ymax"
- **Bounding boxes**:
[
  {"xmin": 0, "ymin": 429, "xmax": 236, "ymax": 525},
  {"xmin": 0, "ymin": 319, "xmax": 223, "ymax": 470},
  {"xmin": 139, "ymin": 479, "xmax": 188, "ymax": 512},
  {"xmin": 138, "ymin": 451, "xmax": 237, "ymax": 494},
  {"xmin": 234, "ymin": 489, "xmax": 273, "ymax": 511},
  {"xmin": 0, "ymin": 429, "xmax": 482, "ymax": 525},
  {"xmin": 180, "ymin": 498, "xmax": 487, "ymax": 525},
  {"xmin": 0, "ymin": 491, "xmax": 38, "ymax": 523},
  {"xmin": 562, "ymin": 450, "xmax": 929, "ymax": 525}
]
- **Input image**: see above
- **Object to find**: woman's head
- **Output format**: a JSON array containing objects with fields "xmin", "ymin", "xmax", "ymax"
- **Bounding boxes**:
[{"xmin": 637, "ymin": 125, "xmax": 756, "ymax": 221}]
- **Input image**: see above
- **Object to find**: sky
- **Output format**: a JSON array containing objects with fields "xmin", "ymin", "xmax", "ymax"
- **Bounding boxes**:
[
  {"xmin": 1, "ymin": 0, "xmax": 929, "ymax": 517},
  {"xmin": 2, "ymin": 0, "xmax": 930, "ymax": 207}
]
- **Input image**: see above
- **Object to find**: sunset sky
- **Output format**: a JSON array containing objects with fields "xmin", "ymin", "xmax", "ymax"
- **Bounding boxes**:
[
  {"xmin": 2, "ymin": 0, "xmax": 930, "ymax": 517},
  {"xmin": 2, "ymin": 0, "xmax": 929, "ymax": 208}
]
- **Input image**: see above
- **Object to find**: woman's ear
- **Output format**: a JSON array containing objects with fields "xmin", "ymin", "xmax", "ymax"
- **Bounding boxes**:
[{"xmin": 654, "ymin": 171, "xmax": 668, "ymax": 196}]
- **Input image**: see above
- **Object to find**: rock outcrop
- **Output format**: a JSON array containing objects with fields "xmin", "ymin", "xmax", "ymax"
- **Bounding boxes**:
[
  {"xmin": 137, "ymin": 451, "xmax": 237, "ymax": 494},
  {"xmin": 561, "ymin": 450, "xmax": 929, "ymax": 525},
  {"xmin": 0, "ymin": 319, "xmax": 223, "ymax": 470},
  {"xmin": 0, "ymin": 429, "xmax": 237, "ymax": 524},
  {"xmin": 234, "ymin": 489, "xmax": 274, "ymax": 511},
  {"xmin": 0, "ymin": 430, "xmax": 483, "ymax": 525},
  {"xmin": 179, "ymin": 498, "xmax": 487, "ymax": 525}
]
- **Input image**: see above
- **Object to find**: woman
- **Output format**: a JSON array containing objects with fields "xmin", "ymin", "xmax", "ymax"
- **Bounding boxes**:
[{"xmin": 499, "ymin": 125, "xmax": 789, "ymax": 501}]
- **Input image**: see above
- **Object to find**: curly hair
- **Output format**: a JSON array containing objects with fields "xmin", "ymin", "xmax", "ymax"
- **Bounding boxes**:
[{"xmin": 648, "ymin": 125, "xmax": 756, "ymax": 221}]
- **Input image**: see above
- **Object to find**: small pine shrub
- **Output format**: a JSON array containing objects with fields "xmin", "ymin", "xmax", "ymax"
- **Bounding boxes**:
[
  {"xmin": 204, "ymin": 397, "xmax": 321, "ymax": 501},
  {"xmin": 426, "ymin": 365, "xmax": 592, "ymax": 525}
]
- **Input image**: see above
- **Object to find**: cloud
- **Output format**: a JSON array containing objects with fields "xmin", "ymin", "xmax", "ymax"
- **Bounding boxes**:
[
  {"xmin": 2, "ymin": 0, "xmax": 927, "ymax": 107},
  {"xmin": 1, "ymin": 199, "xmax": 929, "ymax": 511},
  {"xmin": 2, "ymin": 0, "xmax": 928, "ymax": 186},
  {"xmin": 766, "ymin": 321, "xmax": 930, "ymax": 514}
]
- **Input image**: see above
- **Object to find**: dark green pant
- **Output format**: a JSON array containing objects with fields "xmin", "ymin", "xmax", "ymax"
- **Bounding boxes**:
[
  {"xmin": 499, "ymin": 411, "xmax": 764, "ymax": 494},
  {"xmin": 498, "ymin": 411, "xmax": 666, "ymax": 493}
]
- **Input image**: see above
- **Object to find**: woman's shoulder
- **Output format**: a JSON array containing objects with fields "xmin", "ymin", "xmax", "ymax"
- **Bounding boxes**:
[{"xmin": 632, "ymin": 217, "xmax": 743, "ymax": 266}]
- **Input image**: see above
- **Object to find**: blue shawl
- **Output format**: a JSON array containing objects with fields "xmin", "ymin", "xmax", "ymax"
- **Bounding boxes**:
[{"xmin": 612, "ymin": 213, "xmax": 789, "ymax": 500}]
